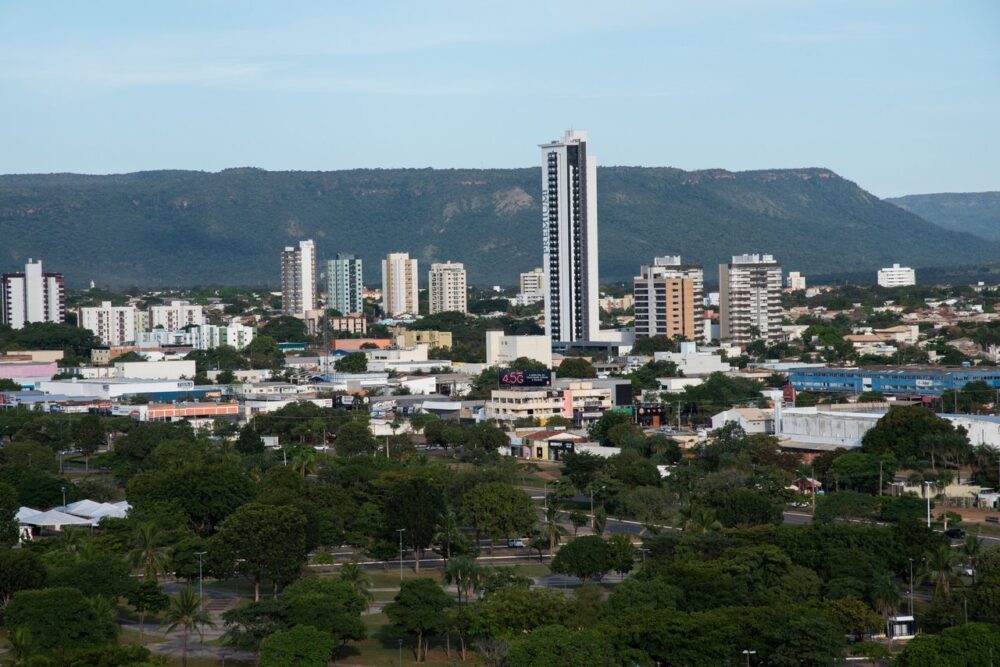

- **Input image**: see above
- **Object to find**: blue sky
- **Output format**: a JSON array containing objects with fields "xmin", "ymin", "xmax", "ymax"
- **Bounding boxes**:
[{"xmin": 0, "ymin": 1, "xmax": 997, "ymax": 196}]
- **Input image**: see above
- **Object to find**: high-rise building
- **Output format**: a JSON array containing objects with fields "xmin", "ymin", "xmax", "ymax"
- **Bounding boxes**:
[
  {"xmin": 540, "ymin": 130, "xmax": 599, "ymax": 343},
  {"xmin": 280, "ymin": 240, "xmax": 317, "ymax": 317},
  {"xmin": 519, "ymin": 268, "xmax": 545, "ymax": 294},
  {"xmin": 1, "ymin": 259, "xmax": 65, "ymax": 329},
  {"xmin": 428, "ymin": 261, "xmax": 468, "ymax": 314},
  {"xmin": 149, "ymin": 300, "xmax": 204, "ymax": 330},
  {"xmin": 633, "ymin": 256, "xmax": 704, "ymax": 342},
  {"xmin": 786, "ymin": 271, "xmax": 807, "ymax": 291},
  {"xmin": 381, "ymin": 252, "xmax": 419, "ymax": 316},
  {"xmin": 327, "ymin": 253, "xmax": 364, "ymax": 315},
  {"xmin": 80, "ymin": 301, "xmax": 137, "ymax": 346},
  {"xmin": 877, "ymin": 263, "xmax": 916, "ymax": 288},
  {"xmin": 719, "ymin": 254, "xmax": 783, "ymax": 345}
]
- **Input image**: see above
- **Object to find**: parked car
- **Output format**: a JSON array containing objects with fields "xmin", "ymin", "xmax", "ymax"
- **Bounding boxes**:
[
  {"xmin": 945, "ymin": 528, "xmax": 966, "ymax": 539},
  {"xmin": 507, "ymin": 538, "xmax": 525, "ymax": 548}
]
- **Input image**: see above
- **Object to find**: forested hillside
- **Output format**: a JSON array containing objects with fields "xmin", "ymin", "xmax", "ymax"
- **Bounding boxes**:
[{"xmin": 887, "ymin": 191, "xmax": 1000, "ymax": 241}]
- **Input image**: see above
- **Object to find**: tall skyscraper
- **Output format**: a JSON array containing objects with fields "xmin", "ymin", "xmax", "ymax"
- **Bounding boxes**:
[
  {"xmin": 381, "ymin": 252, "xmax": 419, "ymax": 316},
  {"xmin": 719, "ymin": 254, "xmax": 783, "ymax": 345},
  {"xmin": 540, "ymin": 130, "xmax": 599, "ymax": 343},
  {"xmin": 327, "ymin": 253, "xmax": 364, "ymax": 315},
  {"xmin": 1, "ymin": 259, "xmax": 65, "ymax": 329},
  {"xmin": 280, "ymin": 240, "xmax": 317, "ymax": 318},
  {"xmin": 428, "ymin": 261, "xmax": 468, "ymax": 314},
  {"xmin": 633, "ymin": 256, "xmax": 704, "ymax": 341}
]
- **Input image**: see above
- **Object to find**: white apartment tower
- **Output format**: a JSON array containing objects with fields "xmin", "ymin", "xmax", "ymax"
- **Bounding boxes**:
[
  {"xmin": 633, "ymin": 256, "xmax": 704, "ymax": 342},
  {"xmin": 381, "ymin": 252, "xmax": 419, "ymax": 316},
  {"xmin": 280, "ymin": 240, "xmax": 317, "ymax": 317},
  {"xmin": 719, "ymin": 254, "xmax": 783, "ymax": 345},
  {"xmin": 149, "ymin": 300, "xmax": 205, "ymax": 329},
  {"xmin": 327, "ymin": 253, "xmax": 364, "ymax": 315},
  {"xmin": 787, "ymin": 271, "xmax": 807, "ymax": 291},
  {"xmin": 877, "ymin": 263, "xmax": 916, "ymax": 288},
  {"xmin": 80, "ymin": 301, "xmax": 137, "ymax": 346},
  {"xmin": 540, "ymin": 130, "xmax": 599, "ymax": 343},
  {"xmin": 1, "ymin": 259, "xmax": 65, "ymax": 329},
  {"xmin": 428, "ymin": 261, "xmax": 468, "ymax": 314}
]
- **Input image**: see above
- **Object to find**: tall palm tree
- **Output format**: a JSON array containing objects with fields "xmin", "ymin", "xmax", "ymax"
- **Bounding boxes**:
[
  {"xmin": 926, "ymin": 544, "xmax": 961, "ymax": 599},
  {"xmin": 339, "ymin": 561, "xmax": 374, "ymax": 602},
  {"xmin": 128, "ymin": 522, "xmax": 171, "ymax": 581},
  {"xmin": 681, "ymin": 505, "xmax": 723, "ymax": 535},
  {"xmin": 542, "ymin": 504, "xmax": 567, "ymax": 551},
  {"xmin": 870, "ymin": 572, "xmax": 901, "ymax": 624},
  {"xmin": 443, "ymin": 555, "xmax": 482, "ymax": 605},
  {"xmin": 434, "ymin": 508, "xmax": 462, "ymax": 562},
  {"xmin": 164, "ymin": 588, "xmax": 215, "ymax": 667},
  {"xmin": 289, "ymin": 446, "xmax": 318, "ymax": 477}
]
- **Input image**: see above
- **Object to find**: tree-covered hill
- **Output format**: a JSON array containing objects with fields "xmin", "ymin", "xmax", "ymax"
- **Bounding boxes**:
[
  {"xmin": 887, "ymin": 191, "xmax": 1000, "ymax": 241},
  {"xmin": 2, "ymin": 167, "xmax": 997, "ymax": 287}
]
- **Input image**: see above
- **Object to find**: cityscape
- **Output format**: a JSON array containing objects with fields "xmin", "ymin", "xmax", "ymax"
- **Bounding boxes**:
[{"xmin": 1, "ymin": 3, "xmax": 1000, "ymax": 667}]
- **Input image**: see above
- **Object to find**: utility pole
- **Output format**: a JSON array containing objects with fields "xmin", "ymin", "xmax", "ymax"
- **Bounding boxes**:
[
  {"xmin": 879, "ymin": 460, "xmax": 883, "ymax": 497},
  {"xmin": 195, "ymin": 551, "xmax": 207, "ymax": 610},
  {"xmin": 61, "ymin": 485, "xmax": 66, "ymax": 508},
  {"xmin": 908, "ymin": 557, "xmax": 914, "ymax": 615},
  {"xmin": 924, "ymin": 481, "xmax": 933, "ymax": 528},
  {"xmin": 396, "ymin": 528, "xmax": 406, "ymax": 580}
]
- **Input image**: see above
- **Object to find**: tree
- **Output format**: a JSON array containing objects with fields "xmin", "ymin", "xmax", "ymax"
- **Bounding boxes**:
[
  {"xmin": 568, "ymin": 510, "xmax": 588, "ymax": 536},
  {"xmin": 925, "ymin": 543, "xmax": 961, "ymax": 599},
  {"xmin": 126, "ymin": 580, "xmax": 169, "ymax": 642},
  {"xmin": 444, "ymin": 555, "xmax": 484, "ymax": 605},
  {"xmin": 245, "ymin": 335, "xmax": 285, "ymax": 370},
  {"xmin": 235, "ymin": 424, "xmax": 265, "ymax": 455},
  {"xmin": 281, "ymin": 577, "xmax": 367, "ymax": 650},
  {"xmin": 260, "ymin": 316, "xmax": 309, "ymax": 343},
  {"xmin": 5, "ymin": 587, "xmax": 116, "ymax": 653},
  {"xmin": 334, "ymin": 351, "xmax": 368, "ymax": 373},
  {"xmin": 127, "ymin": 463, "xmax": 255, "ymax": 534},
  {"xmin": 862, "ymin": 405, "xmax": 958, "ymax": 462},
  {"xmin": 0, "ymin": 481, "xmax": 18, "ymax": 547},
  {"xmin": 815, "ymin": 491, "xmax": 878, "ymax": 524},
  {"xmin": 828, "ymin": 597, "xmax": 883, "ymax": 638},
  {"xmin": 460, "ymin": 482, "xmax": 535, "ymax": 551},
  {"xmin": 74, "ymin": 414, "xmax": 105, "ymax": 472},
  {"xmin": 127, "ymin": 522, "xmax": 171, "ymax": 580},
  {"xmin": 260, "ymin": 625, "xmax": 333, "ymax": 667},
  {"xmin": 507, "ymin": 624, "xmax": 619, "ymax": 667},
  {"xmin": 631, "ymin": 335, "xmax": 681, "ymax": 356},
  {"xmin": 164, "ymin": 587, "xmax": 215, "ymax": 667},
  {"xmin": 606, "ymin": 534, "xmax": 637, "ymax": 575},
  {"xmin": 704, "ymin": 488, "xmax": 783, "ymax": 527},
  {"xmin": 334, "ymin": 420, "xmax": 377, "ymax": 456},
  {"xmin": 588, "ymin": 411, "xmax": 632, "ymax": 446},
  {"xmin": 556, "ymin": 357, "xmax": 597, "ymax": 378},
  {"xmin": 384, "ymin": 578, "xmax": 452, "ymax": 662},
  {"xmin": 217, "ymin": 503, "xmax": 308, "ymax": 601},
  {"xmin": 561, "ymin": 451, "xmax": 608, "ymax": 491},
  {"xmin": 0, "ymin": 547, "xmax": 46, "ymax": 609},
  {"xmin": 338, "ymin": 561, "xmax": 374, "ymax": 602},
  {"xmin": 384, "ymin": 476, "xmax": 445, "ymax": 572},
  {"xmin": 551, "ymin": 535, "xmax": 610, "ymax": 582},
  {"xmin": 541, "ymin": 504, "xmax": 567, "ymax": 552},
  {"xmin": 895, "ymin": 622, "xmax": 1000, "ymax": 667}
]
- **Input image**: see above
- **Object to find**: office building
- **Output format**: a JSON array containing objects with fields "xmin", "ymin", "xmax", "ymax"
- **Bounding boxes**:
[
  {"xmin": 281, "ymin": 240, "xmax": 317, "ymax": 317},
  {"xmin": 787, "ymin": 271, "xmax": 806, "ymax": 291},
  {"xmin": 327, "ymin": 253, "xmax": 363, "ymax": 315},
  {"xmin": 1, "ymin": 259, "xmax": 64, "ymax": 329},
  {"xmin": 485, "ymin": 331, "xmax": 552, "ymax": 367},
  {"xmin": 633, "ymin": 256, "xmax": 704, "ymax": 342},
  {"xmin": 789, "ymin": 366, "xmax": 1000, "ymax": 397},
  {"xmin": 877, "ymin": 263, "xmax": 916, "ymax": 288},
  {"xmin": 149, "ymin": 300, "xmax": 204, "ymax": 330},
  {"xmin": 719, "ymin": 254, "xmax": 783, "ymax": 345},
  {"xmin": 520, "ymin": 267, "xmax": 545, "ymax": 294},
  {"xmin": 381, "ymin": 252, "xmax": 419, "ymax": 316},
  {"xmin": 80, "ymin": 302, "xmax": 137, "ymax": 346},
  {"xmin": 540, "ymin": 130, "xmax": 599, "ymax": 343},
  {"xmin": 428, "ymin": 261, "xmax": 467, "ymax": 314}
]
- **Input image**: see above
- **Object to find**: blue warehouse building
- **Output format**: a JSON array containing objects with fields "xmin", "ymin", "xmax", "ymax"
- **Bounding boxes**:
[{"xmin": 788, "ymin": 366, "xmax": 1000, "ymax": 397}]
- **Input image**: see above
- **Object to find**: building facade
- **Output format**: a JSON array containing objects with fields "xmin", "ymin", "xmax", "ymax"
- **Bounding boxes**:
[
  {"xmin": 381, "ymin": 252, "xmax": 419, "ymax": 316},
  {"xmin": 633, "ymin": 256, "xmax": 704, "ymax": 341},
  {"xmin": 877, "ymin": 263, "xmax": 916, "ymax": 288},
  {"xmin": 788, "ymin": 366, "xmax": 1000, "ymax": 397},
  {"xmin": 428, "ymin": 261, "xmax": 467, "ymax": 314},
  {"xmin": 485, "ymin": 331, "xmax": 552, "ymax": 367},
  {"xmin": 280, "ymin": 240, "xmax": 317, "ymax": 317},
  {"xmin": 719, "ymin": 254, "xmax": 783, "ymax": 344},
  {"xmin": 519, "ymin": 267, "xmax": 545, "ymax": 294},
  {"xmin": 149, "ymin": 300, "xmax": 204, "ymax": 330},
  {"xmin": 787, "ymin": 271, "xmax": 806, "ymax": 291},
  {"xmin": 1, "ymin": 259, "xmax": 65, "ymax": 329},
  {"xmin": 541, "ymin": 130, "xmax": 599, "ymax": 343},
  {"xmin": 326, "ymin": 253, "xmax": 363, "ymax": 315},
  {"xmin": 79, "ymin": 302, "xmax": 138, "ymax": 346}
]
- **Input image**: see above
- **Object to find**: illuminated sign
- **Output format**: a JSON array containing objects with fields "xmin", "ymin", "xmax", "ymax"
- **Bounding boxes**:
[{"xmin": 499, "ymin": 369, "xmax": 551, "ymax": 387}]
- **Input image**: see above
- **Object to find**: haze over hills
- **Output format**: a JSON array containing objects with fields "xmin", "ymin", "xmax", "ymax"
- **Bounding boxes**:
[
  {"xmin": 886, "ymin": 192, "xmax": 1000, "ymax": 242},
  {"xmin": 2, "ymin": 167, "xmax": 997, "ymax": 288}
]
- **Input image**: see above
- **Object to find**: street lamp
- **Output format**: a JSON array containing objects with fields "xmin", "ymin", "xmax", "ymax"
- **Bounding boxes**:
[
  {"xmin": 195, "ymin": 551, "xmax": 207, "ymax": 610},
  {"xmin": 924, "ymin": 481, "xmax": 933, "ymax": 528},
  {"xmin": 396, "ymin": 528, "xmax": 406, "ymax": 580},
  {"xmin": 61, "ymin": 485, "xmax": 66, "ymax": 508},
  {"xmin": 742, "ymin": 649, "xmax": 756, "ymax": 667},
  {"xmin": 908, "ymin": 557, "xmax": 914, "ymax": 615},
  {"xmin": 398, "ymin": 638, "xmax": 403, "ymax": 666}
]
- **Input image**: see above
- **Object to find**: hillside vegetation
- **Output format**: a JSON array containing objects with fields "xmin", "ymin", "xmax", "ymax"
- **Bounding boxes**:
[
  {"xmin": 2, "ymin": 167, "xmax": 997, "ymax": 287},
  {"xmin": 887, "ymin": 191, "xmax": 1000, "ymax": 241}
]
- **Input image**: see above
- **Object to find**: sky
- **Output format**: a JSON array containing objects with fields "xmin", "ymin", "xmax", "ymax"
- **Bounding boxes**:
[{"xmin": 0, "ymin": 1, "xmax": 997, "ymax": 197}]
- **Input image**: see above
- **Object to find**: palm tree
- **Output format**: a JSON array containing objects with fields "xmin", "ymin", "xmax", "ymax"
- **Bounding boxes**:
[
  {"xmin": 289, "ymin": 446, "xmax": 318, "ymax": 477},
  {"xmin": 434, "ymin": 508, "xmax": 462, "ymax": 562},
  {"xmin": 339, "ymin": 561, "xmax": 374, "ymax": 602},
  {"xmin": 926, "ymin": 544, "xmax": 961, "ymax": 599},
  {"xmin": 681, "ymin": 505, "xmax": 723, "ymax": 535},
  {"xmin": 542, "ymin": 504, "xmax": 567, "ymax": 551},
  {"xmin": 57, "ymin": 526, "xmax": 84, "ymax": 554},
  {"xmin": 870, "ymin": 572, "xmax": 901, "ymax": 625},
  {"xmin": 8, "ymin": 627, "xmax": 33, "ymax": 665},
  {"xmin": 88, "ymin": 595, "xmax": 119, "ymax": 637},
  {"xmin": 443, "ymin": 555, "xmax": 482, "ymax": 605},
  {"xmin": 961, "ymin": 532, "xmax": 982, "ymax": 584},
  {"xmin": 128, "ymin": 522, "xmax": 171, "ymax": 581},
  {"xmin": 164, "ymin": 588, "xmax": 215, "ymax": 667}
]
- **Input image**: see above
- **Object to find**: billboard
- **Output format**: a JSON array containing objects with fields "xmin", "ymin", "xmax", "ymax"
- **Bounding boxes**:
[{"xmin": 499, "ymin": 369, "xmax": 551, "ymax": 388}]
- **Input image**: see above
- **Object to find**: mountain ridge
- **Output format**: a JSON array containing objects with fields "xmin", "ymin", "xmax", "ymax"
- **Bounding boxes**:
[{"xmin": 886, "ymin": 191, "xmax": 1000, "ymax": 242}]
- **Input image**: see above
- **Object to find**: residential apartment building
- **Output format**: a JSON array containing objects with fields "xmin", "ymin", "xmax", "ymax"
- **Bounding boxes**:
[
  {"xmin": 633, "ymin": 256, "xmax": 704, "ymax": 342},
  {"xmin": 149, "ymin": 300, "xmax": 204, "ymax": 330},
  {"xmin": 1, "ymin": 259, "xmax": 64, "ymax": 329},
  {"xmin": 393, "ymin": 328, "xmax": 452, "ymax": 350},
  {"xmin": 80, "ymin": 302, "xmax": 137, "ymax": 346},
  {"xmin": 541, "ymin": 130, "xmax": 600, "ymax": 343},
  {"xmin": 719, "ymin": 254, "xmax": 783, "ymax": 344},
  {"xmin": 381, "ymin": 252, "xmax": 419, "ymax": 316},
  {"xmin": 281, "ymin": 240, "xmax": 317, "ymax": 317},
  {"xmin": 326, "ymin": 253, "xmax": 363, "ymax": 315},
  {"xmin": 877, "ymin": 263, "xmax": 916, "ymax": 288},
  {"xmin": 787, "ymin": 271, "xmax": 806, "ymax": 291},
  {"xmin": 192, "ymin": 320, "xmax": 256, "ymax": 350},
  {"xmin": 428, "ymin": 261, "xmax": 467, "ymax": 314},
  {"xmin": 519, "ymin": 267, "xmax": 545, "ymax": 294},
  {"xmin": 329, "ymin": 316, "xmax": 368, "ymax": 335}
]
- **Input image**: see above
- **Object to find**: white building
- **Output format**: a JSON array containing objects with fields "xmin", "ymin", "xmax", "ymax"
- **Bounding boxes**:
[
  {"xmin": 520, "ymin": 267, "xmax": 545, "ymax": 294},
  {"xmin": 281, "ymin": 240, "xmax": 317, "ymax": 317},
  {"xmin": 190, "ymin": 320, "xmax": 256, "ymax": 350},
  {"xmin": 719, "ymin": 254, "xmax": 783, "ymax": 344},
  {"xmin": 1, "ymin": 259, "xmax": 65, "ymax": 329},
  {"xmin": 35, "ymin": 378, "xmax": 195, "ymax": 401},
  {"xmin": 653, "ymin": 342, "xmax": 733, "ymax": 376},
  {"xmin": 381, "ymin": 252, "xmax": 419, "ymax": 316},
  {"xmin": 80, "ymin": 302, "xmax": 137, "ymax": 346},
  {"xmin": 787, "ymin": 271, "xmax": 806, "ymax": 291},
  {"xmin": 877, "ymin": 264, "xmax": 916, "ymax": 288},
  {"xmin": 487, "ymin": 380, "xmax": 613, "ymax": 423},
  {"xmin": 428, "ymin": 261, "xmax": 467, "ymax": 314},
  {"xmin": 327, "ymin": 253, "xmax": 364, "ymax": 315},
  {"xmin": 114, "ymin": 359, "xmax": 197, "ymax": 380},
  {"xmin": 485, "ymin": 331, "xmax": 553, "ymax": 368},
  {"xmin": 149, "ymin": 300, "xmax": 204, "ymax": 330},
  {"xmin": 541, "ymin": 130, "xmax": 600, "ymax": 343}
]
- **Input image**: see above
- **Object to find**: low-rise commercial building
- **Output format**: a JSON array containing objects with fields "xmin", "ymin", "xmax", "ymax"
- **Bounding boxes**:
[
  {"xmin": 393, "ymin": 329, "xmax": 453, "ymax": 350},
  {"xmin": 485, "ymin": 331, "xmax": 552, "ymax": 368},
  {"xmin": 486, "ymin": 380, "xmax": 613, "ymax": 424},
  {"xmin": 789, "ymin": 366, "xmax": 1000, "ymax": 397}
]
